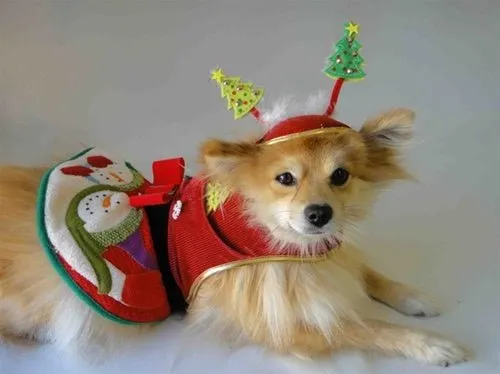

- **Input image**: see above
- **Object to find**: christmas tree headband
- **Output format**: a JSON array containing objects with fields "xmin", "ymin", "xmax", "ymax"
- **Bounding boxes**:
[{"xmin": 211, "ymin": 22, "xmax": 366, "ymax": 145}]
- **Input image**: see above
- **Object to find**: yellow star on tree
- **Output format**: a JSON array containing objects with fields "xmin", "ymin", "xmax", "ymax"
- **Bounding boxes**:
[
  {"xmin": 345, "ymin": 22, "xmax": 359, "ymax": 37},
  {"xmin": 210, "ymin": 68, "xmax": 224, "ymax": 83}
]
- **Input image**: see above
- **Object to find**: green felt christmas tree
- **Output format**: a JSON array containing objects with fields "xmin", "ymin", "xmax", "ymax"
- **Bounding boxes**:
[
  {"xmin": 324, "ymin": 22, "xmax": 366, "ymax": 81},
  {"xmin": 211, "ymin": 69, "xmax": 264, "ymax": 120}
]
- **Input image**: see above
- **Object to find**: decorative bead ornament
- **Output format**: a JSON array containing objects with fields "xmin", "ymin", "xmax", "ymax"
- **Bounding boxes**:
[{"xmin": 172, "ymin": 200, "xmax": 183, "ymax": 220}]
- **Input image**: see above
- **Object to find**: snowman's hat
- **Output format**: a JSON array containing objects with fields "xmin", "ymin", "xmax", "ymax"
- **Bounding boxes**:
[
  {"xmin": 60, "ymin": 155, "xmax": 114, "ymax": 184},
  {"xmin": 211, "ymin": 22, "xmax": 366, "ymax": 146}
]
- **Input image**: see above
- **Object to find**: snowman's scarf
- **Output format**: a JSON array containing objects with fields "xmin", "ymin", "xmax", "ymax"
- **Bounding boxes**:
[{"xmin": 37, "ymin": 148, "xmax": 169, "ymax": 324}]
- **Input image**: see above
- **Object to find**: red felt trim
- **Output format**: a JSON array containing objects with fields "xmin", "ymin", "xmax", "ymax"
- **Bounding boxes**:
[
  {"xmin": 129, "ymin": 192, "xmax": 173, "ymax": 208},
  {"xmin": 128, "ymin": 157, "xmax": 186, "ymax": 208},
  {"xmin": 122, "ymin": 271, "xmax": 166, "ymax": 309},
  {"xmin": 103, "ymin": 246, "xmax": 144, "ymax": 274},
  {"xmin": 87, "ymin": 155, "xmax": 114, "ymax": 168},
  {"xmin": 145, "ymin": 185, "xmax": 177, "ymax": 194},
  {"xmin": 325, "ymin": 78, "xmax": 345, "ymax": 117},
  {"xmin": 152, "ymin": 158, "xmax": 185, "ymax": 186},
  {"xmin": 59, "ymin": 255, "xmax": 169, "ymax": 322},
  {"xmin": 60, "ymin": 165, "xmax": 93, "ymax": 177}
]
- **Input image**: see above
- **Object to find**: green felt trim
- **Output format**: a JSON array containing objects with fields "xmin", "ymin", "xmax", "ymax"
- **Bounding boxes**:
[
  {"xmin": 36, "ymin": 148, "xmax": 141, "ymax": 324},
  {"xmin": 65, "ymin": 184, "xmax": 125, "ymax": 295},
  {"xmin": 123, "ymin": 169, "xmax": 145, "ymax": 191}
]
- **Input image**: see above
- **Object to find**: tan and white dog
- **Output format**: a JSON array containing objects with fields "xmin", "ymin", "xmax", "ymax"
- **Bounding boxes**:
[{"xmin": 0, "ymin": 96, "xmax": 468, "ymax": 366}]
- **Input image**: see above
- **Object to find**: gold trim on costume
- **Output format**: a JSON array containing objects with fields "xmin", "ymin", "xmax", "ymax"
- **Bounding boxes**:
[
  {"xmin": 186, "ymin": 252, "xmax": 332, "ymax": 303},
  {"xmin": 262, "ymin": 127, "xmax": 349, "ymax": 146}
]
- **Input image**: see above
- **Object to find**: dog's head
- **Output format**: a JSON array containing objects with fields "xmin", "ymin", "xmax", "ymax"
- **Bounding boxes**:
[{"xmin": 201, "ymin": 108, "xmax": 414, "ymax": 253}]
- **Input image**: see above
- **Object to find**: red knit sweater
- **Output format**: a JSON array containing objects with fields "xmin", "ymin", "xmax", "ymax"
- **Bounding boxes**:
[{"xmin": 167, "ymin": 177, "xmax": 334, "ymax": 302}]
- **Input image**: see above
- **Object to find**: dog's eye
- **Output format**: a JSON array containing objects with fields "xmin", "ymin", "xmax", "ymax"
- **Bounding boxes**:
[
  {"xmin": 275, "ymin": 172, "xmax": 296, "ymax": 186},
  {"xmin": 330, "ymin": 168, "xmax": 349, "ymax": 186}
]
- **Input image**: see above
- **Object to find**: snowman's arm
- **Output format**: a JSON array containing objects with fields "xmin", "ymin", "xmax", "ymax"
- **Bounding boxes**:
[
  {"xmin": 72, "ymin": 228, "xmax": 112, "ymax": 294},
  {"xmin": 85, "ymin": 248, "xmax": 112, "ymax": 294}
]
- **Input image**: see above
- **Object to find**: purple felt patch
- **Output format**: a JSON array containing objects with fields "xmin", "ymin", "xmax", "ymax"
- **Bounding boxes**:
[{"xmin": 119, "ymin": 230, "xmax": 158, "ymax": 270}]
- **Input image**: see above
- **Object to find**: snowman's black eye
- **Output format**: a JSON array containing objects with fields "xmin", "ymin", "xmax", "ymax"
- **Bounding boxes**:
[
  {"xmin": 116, "ymin": 201, "xmax": 120, "ymax": 205},
  {"xmin": 106, "ymin": 177, "xmax": 110, "ymax": 180},
  {"xmin": 90, "ymin": 212, "xmax": 93, "ymax": 215},
  {"xmin": 103, "ymin": 194, "xmax": 106, "ymax": 197},
  {"xmin": 104, "ymin": 210, "xmax": 108, "ymax": 213},
  {"xmin": 86, "ymin": 208, "xmax": 89, "ymax": 211}
]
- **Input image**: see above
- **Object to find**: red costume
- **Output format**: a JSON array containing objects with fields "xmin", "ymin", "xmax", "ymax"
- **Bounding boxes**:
[
  {"xmin": 37, "ymin": 118, "xmax": 343, "ymax": 325},
  {"xmin": 164, "ymin": 115, "xmax": 348, "ymax": 303},
  {"xmin": 166, "ymin": 176, "xmax": 337, "ymax": 303},
  {"xmin": 39, "ymin": 21, "xmax": 362, "ymax": 323}
]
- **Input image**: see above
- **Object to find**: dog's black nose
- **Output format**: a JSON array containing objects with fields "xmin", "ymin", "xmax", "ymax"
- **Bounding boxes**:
[{"xmin": 304, "ymin": 204, "xmax": 333, "ymax": 228}]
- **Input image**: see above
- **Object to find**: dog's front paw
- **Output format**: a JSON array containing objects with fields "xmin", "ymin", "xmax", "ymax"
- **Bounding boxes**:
[
  {"xmin": 414, "ymin": 335, "xmax": 469, "ymax": 367},
  {"xmin": 397, "ymin": 289, "xmax": 441, "ymax": 318}
]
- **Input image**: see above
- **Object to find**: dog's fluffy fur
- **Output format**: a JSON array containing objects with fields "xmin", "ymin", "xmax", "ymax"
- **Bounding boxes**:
[{"xmin": 0, "ymin": 98, "xmax": 468, "ymax": 366}]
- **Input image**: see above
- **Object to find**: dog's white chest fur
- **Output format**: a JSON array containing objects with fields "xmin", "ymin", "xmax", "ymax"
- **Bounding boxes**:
[{"xmin": 263, "ymin": 259, "xmax": 367, "ymax": 337}]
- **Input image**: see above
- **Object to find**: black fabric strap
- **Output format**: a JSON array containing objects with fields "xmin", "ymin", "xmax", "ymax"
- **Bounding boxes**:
[{"xmin": 145, "ymin": 203, "xmax": 187, "ymax": 314}]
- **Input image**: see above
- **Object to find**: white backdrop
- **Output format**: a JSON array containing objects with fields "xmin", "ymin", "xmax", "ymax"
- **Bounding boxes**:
[{"xmin": 0, "ymin": 1, "xmax": 498, "ymax": 373}]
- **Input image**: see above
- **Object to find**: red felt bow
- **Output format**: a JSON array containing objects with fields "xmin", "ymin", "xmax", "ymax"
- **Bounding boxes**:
[{"xmin": 129, "ymin": 158, "xmax": 185, "ymax": 208}]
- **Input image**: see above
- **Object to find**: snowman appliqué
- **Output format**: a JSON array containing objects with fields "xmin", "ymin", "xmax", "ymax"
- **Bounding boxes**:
[{"xmin": 62, "ymin": 155, "xmax": 162, "ymax": 309}]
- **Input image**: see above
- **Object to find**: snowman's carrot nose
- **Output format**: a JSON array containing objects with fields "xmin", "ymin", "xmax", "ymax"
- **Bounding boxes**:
[
  {"xmin": 102, "ymin": 195, "xmax": 112, "ymax": 208},
  {"xmin": 110, "ymin": 172, "xmax": 124, "ymax": 183}
]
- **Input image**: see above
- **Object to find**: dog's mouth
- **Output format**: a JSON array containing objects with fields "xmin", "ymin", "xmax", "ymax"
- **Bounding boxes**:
[
  {"xmin": 287, "ymin": 222, "xmax": 330, "ymax": 237},
  {"xmin": 302, "ymin": 228, "xmax": 326, "ymax": 236},
  {"xmin": 284, "ymin": 222, "xmax": 341, "ymax": 252}
]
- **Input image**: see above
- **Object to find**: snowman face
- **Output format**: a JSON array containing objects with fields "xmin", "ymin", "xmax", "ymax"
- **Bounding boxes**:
[
  {"xmin": 91, "ymin": 163, "xmax": 134, "ymax": 186},
  {"xmin": 78, "ymin": 191, "xmax": 132, "ymax": 233}
]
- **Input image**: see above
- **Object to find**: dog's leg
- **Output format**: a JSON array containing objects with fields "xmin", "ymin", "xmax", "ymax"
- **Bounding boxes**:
[
  {"xmin": 290, "ymin": 319, "xmax": 468, "ymax": 366},
  {"xmin": 363, "ymin": 266, "xmax": 440, "ymax": 317},
  {"xmin": 343, "ymin": 319, "xmax": 467, "ymax": 366}
]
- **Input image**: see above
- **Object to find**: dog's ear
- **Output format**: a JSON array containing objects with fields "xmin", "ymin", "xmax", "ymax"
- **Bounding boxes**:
[
  {"xmin": 360, "ymin": 108, "xmax": 415, "ymax": 148},
  {"xmin": 200, "ymin": 139, "xmax": 260, "ymax": 181},
  {"xmin": 359, "ymin": 109, "xmax": 415, "ymax": 182}
]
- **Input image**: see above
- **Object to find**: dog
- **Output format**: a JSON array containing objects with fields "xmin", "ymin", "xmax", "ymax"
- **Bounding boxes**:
[{"xmin": 0, "ymin": 98, "xmax": 468, "ymax": 366}]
